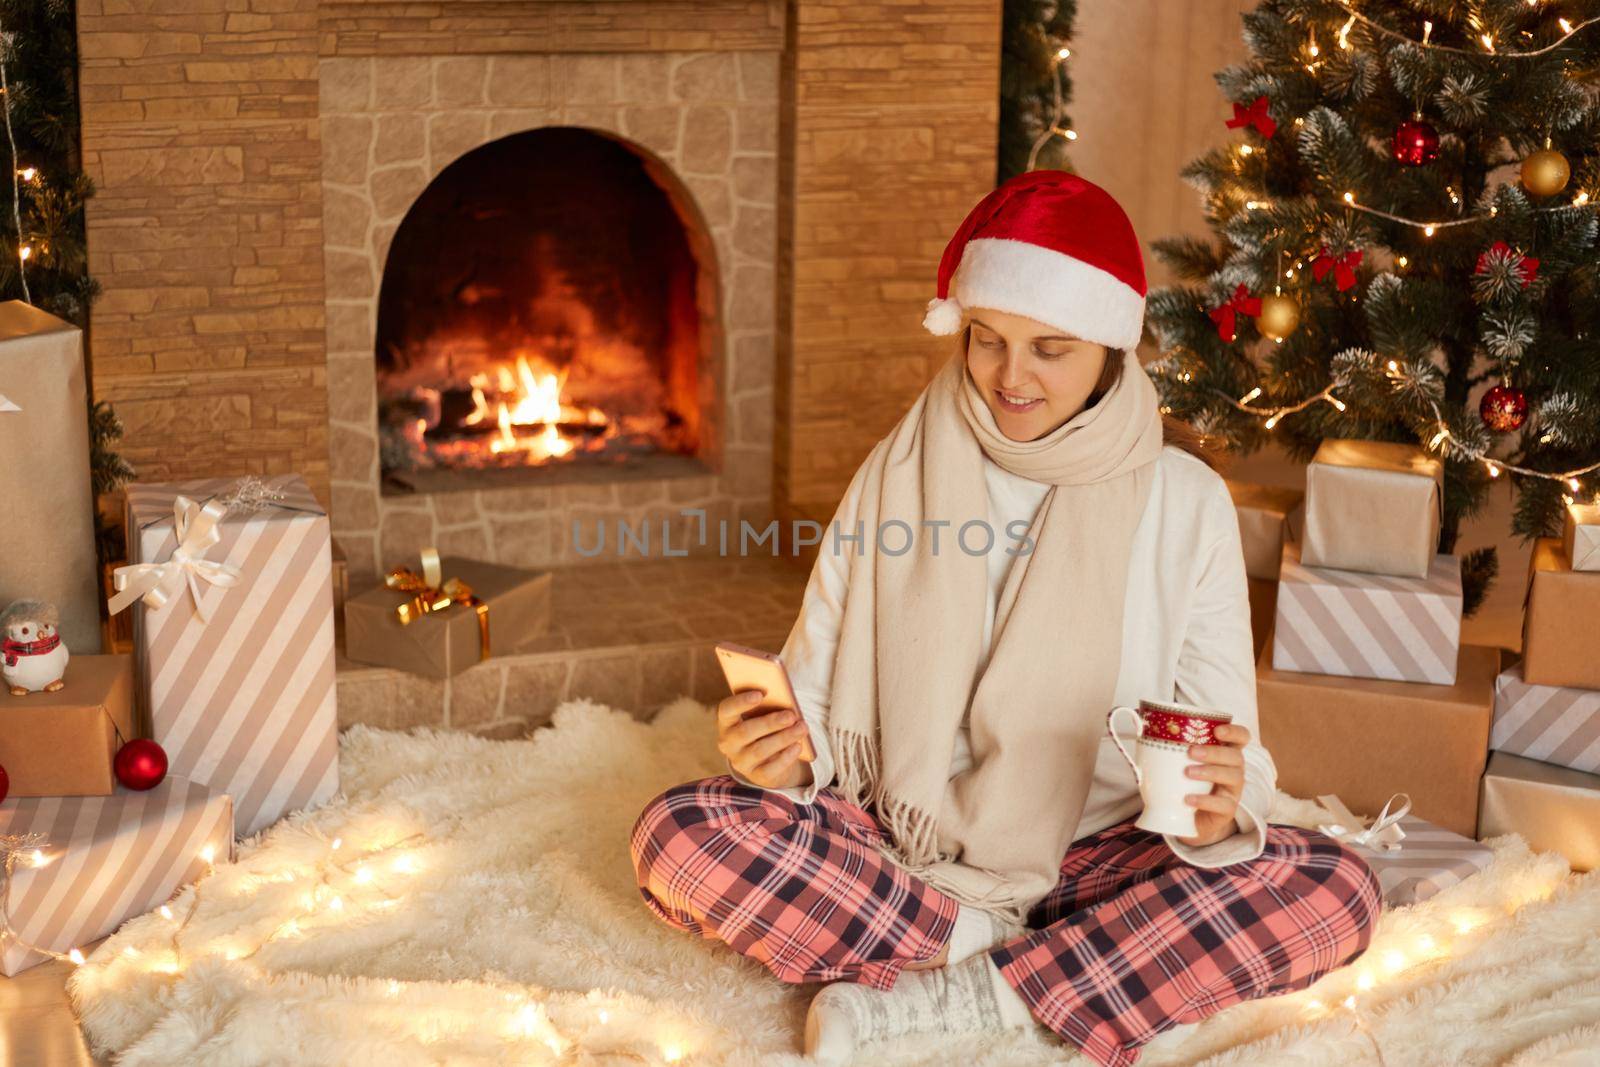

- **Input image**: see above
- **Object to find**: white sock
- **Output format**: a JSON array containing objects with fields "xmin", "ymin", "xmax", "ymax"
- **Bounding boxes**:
[
  {"xmin": 945, "ymin": 903, "xmax": 1028, "ymax": 965},
  {"xmin": 804, "ymin": 952, "xmax": 1036, "ymax": 1063}
]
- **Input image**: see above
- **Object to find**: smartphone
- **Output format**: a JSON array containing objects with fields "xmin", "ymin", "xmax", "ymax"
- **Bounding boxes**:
[{"xmin": 713, "ymin": 641, "xmax": 816, "ymax": 762}]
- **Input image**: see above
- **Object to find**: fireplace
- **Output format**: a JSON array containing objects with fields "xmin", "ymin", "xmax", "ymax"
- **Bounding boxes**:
[{"xmin": 375, "ymin": 126, "xmax": 714, "ymax": 494}]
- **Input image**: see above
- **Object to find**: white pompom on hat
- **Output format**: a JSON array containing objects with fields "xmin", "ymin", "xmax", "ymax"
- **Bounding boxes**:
[{"xmin": 923, "ymin": 170, "xmax": 1148, "ymax": 351}]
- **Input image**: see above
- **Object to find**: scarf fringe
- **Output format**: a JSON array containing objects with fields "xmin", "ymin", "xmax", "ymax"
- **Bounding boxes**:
[{"xmin": 828, "ymin": 726, "xmax": 1030, "ymax": 925}]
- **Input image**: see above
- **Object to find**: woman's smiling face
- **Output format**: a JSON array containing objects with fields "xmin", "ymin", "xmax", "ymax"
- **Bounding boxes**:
[{"xmin": 964, "ymin": 307, "xmax": 1110, "ymax": 441}]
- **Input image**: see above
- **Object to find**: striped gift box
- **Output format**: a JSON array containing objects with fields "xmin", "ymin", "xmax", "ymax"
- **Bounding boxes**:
[
  {"xmin": 1272, "ymin": 541, "xmax": 1463, "ymax": 685},
  {"xmin": 124, "ymin": 475, "xmax": 339, "ymax": 837},
  {"xmin": 0, "ymin": 778, "xmax": 232, "ymax": 976},
  {"xmin": 1351, "ymin": 815, "xmax": 1492, "ymax": 908},
  {"xmin": 1492, "ymin": 662, "xmax": 1600, "ymax": 775}
]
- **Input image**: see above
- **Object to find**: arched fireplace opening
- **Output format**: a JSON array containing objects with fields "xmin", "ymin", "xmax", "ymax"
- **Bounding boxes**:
[{"xmin": 375, "ymin": 126, "xmax": 716, "ymax": 494}]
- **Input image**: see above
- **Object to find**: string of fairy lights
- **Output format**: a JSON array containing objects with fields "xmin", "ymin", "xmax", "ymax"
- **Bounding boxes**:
[
  {"xmin": 1205, "ymin": 3, "xmax": 1600, "ymax": 498},
  {"xmin": 5, "ymin": 821, "xmax": 696, "ymax": 1063},
  {"xmin": 10, "ymin": 800, "xmax": 1572, "ymax": 1060},
  {"xmin": 1027, "ymin": 43, "xmax": 1078, "ymax": 170},
  {"xmin": 0, "ymin": 23, "xmax": 31, "ymax": 303}
]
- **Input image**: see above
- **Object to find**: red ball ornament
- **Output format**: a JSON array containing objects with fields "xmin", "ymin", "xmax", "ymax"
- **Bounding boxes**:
[
  {"xmin": 1392, "ymin": 117, "xmax": 1440, "ymax": 166},
  {"xmin": 0, "ymin": 762, "xmax": 9, "ymax": 805},
  {"xmin": 1480, "ymin": 384, "xmax": 1528, "ymax": 433},
  {"xmin": 114, "ymin": 739, "xmax": 168, "ymax": 791}
]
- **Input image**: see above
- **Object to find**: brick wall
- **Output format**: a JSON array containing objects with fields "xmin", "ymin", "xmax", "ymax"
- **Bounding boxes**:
[
  {"xmin": 77, "ymin": 0, "xmax": 331, "ymax": 499},
  {"xmin": 777, "ymin": 0, "xmax": 1002, "ymax": 516}
]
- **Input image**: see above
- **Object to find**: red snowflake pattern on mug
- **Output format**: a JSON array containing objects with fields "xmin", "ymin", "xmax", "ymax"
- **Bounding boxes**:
[{"xmin": 1141, "ymin": 706, "xmax": 1226, "ymax": 746}]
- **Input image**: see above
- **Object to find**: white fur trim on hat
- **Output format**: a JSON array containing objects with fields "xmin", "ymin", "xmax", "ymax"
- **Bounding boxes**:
[{"xmin": 934, "ymin": 237, "xmax": 1146, "ymax": 350}]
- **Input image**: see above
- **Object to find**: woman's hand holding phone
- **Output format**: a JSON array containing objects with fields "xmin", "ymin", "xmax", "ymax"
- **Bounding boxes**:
[{"xmin": 716, "ymin": 689, "xmax": 814, "ymax": 790}]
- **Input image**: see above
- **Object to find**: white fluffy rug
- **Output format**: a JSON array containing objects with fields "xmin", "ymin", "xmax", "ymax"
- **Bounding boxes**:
[{"xmin": 69, "ymin": 697, "xmax": 1600, "ymax": 1066}]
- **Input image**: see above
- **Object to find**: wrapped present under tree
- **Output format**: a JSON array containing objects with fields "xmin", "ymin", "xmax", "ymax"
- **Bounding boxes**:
[
  {"xmin": 1300, "ymin": 439, "xmax": 1442, "ymax": 580},
  {"xmin": 1522, "ymin": 538, "xmax": 1600, "ymax": 691},
  {"xmin": 1480, "ymin": 751, "xmax": 1600, "ymax": 874},
  {"xmin": 0, "ymin": 654, "xmax": 134, "ymax": 796}
]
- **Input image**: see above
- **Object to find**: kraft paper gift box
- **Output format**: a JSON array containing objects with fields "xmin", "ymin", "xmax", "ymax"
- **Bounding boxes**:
[
  {"xmin": 343, "ymin": 555, "xmax": 552, "ymax": 679},
  {"xmin": 1480, "ymin": 751, "xmax": 1600, "ymax": 873},
  {"xmin": 1272, "ymin": 541, "xmax": 1463, "ymax": 685},
  {"xmin": 1491, "ymin": 661, "xmax": 1600, "ymax": 776},
  {"xmin": 0, "ymin": 655, "xmax": 134, "ymax": 796},
  {"xmin": 1521, "ymin": 538, "xmax": 1600, "ymax": 690},
  {"xmin": 1257, "ymin": 639, "xmax": 1498, "ymax": 837},
  {"xmin": 1565, "ymin": 502, "xmax": 1600, "ymax": 572},
  {"xmin": 1246, "ymin": 577, "xmax": 1276, "ymax": 661},
  {"xmin": 114, "ymin": 475, "xmax": 339, "ymax": 838},
  {"xmin": 1301, "ymin": 439, "xmax": 1443, "ymax": 579},
  {"xmin": 0, "ymin": 777, "xmax": 233, "ymax": 976},
  {"xmin": 1227, "ymin": 481, "xmax": 1304, "ymax": 581},
  {"xmin": 0, "ymin": 300, "xmax": 103, "ymax": 653}
]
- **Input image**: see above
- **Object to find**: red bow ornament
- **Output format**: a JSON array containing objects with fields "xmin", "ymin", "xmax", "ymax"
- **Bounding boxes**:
[
  {"xmin": 1312, "ymin": 247, "xmax": 1364, "ymax": 292},
  {"xmin": 1226, "ymin": 95, "xmax": 1277, "ymax": 139},
  {"xmin": 1474, "ymin": 241, "xmax": 1539, "ymax": 288},
  {"xmin": 1209, "ymin": 284, "xmax": 1263, "ymax": 343}
]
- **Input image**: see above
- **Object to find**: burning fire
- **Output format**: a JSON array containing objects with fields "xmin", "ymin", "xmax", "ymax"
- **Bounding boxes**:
[{"xmin": 454, "ymin": 354, "xmax": 610, "ymax": 463}]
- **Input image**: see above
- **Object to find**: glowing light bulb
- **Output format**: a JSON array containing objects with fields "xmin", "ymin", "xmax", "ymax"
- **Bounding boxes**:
[
  {"xmin": 598, "ymin": 1010, "xmax": 610, "ymax": 1024},
  {"xmin": 18, "ymin": 244, "xmax": 31, "ymax": 261},
  {"xmin": 1386, "ymin": 359, "xmax": 1399, "ymax": 372},
  {"xmin": 1356, "ymin": 972, "xmax": 1375, "ymax": 991},
  {"xmin": 1342, "ymin": 191, "xmax": 1354, "ymax": 204},
  {"xmin": 1397, "ymin": 255, "xmax": 1408, "ymax": 267},
  {"xmin": 1422, "ymin": 21, "xmax": 1434, "ymax": 44},
  {"xmin": 1417, "ymin": 934, "xmax": 1436, "ymax": 953},
  {"xmin": 160, "ymin": 906, "xmax": 174, "ymax": 920},
  {"xmin": 123, "ymin": 946, "xmax": 139, "ymax": 958},
  {"xmin": 1056, "ymin": 47, "xmax": 1071, "ymax": 59},
  {"xmin": 1338, "ymin": 15, "xmax": 1355, "ymax": 48},
  {"xmin": 1486, "ymin": 461, "xmax": 1501, "ymax": 478},
  {"xmin": 354, "ymin": 867, "xmax": 373, "ymax": 885},
  {"xmin": 388, "ymin": 980, "xmax": 401, "ymax": 995},
  {"xmin": 1064, "ymin": 129, "xmax": 1078, "ymax": 141},
  {"xmin": 68, "ymin": 948, "xmax": 86, "ymax": 965},
  {"xmin": 1239, "ymin": 144, "xmax": 1254, "ymax": 156},
  {"xmin": 1480, "ymin": 33, "xmax": 1495, "ymax": 51},
  {"xmin": 329, "ymin": 896, "xmax": 344, "ymax": 912},
  {"xmin": 661, "ymin": 1044, "xmax": 685, "ymax": 1063},
  {"xmin": 1424, "ymin": 224, "xmax": 1436, "ymax": 237},
  {"xmin": 1382, "ymin": 950, "xmax": 1406, "ymax": 972},
  {"xmin": 1343, "ymin": 995, "xmax": 1358, "ymax": 1010},
  {"xmin": 1575, "ymin": 191, "xmax": 1590, "ymax": 206},
  {"xmin": 1569, "ymin": 478, "xmax": 1582, "ymax": 492},
  {"xmin": 1241, "ymin": 387, "xmax": 1263, "ymax": 404},
  {"xmin": 1328, "ymin": 396, "xmax": 1347, "ymax": 412},
  {"xmin": 1560, "ymin": 17, "xmax": 1574, "ymax": 33},
  {"xmin": 1264, "ymin": 413, "xmax": 1282, "ymax": 430},
  {"xmin": 331, "ymin": 838, "xmax": 343, "ymax": 851},
  {"xmin": 30, "ymin": 849, "xmax": 47, "ymax": 867},
  {"xmin": 393, "ymin": 855, "xmax": 419, "ymax": 874},
  {"xmin": 200, "ymin": 845, "xmax": 216, "ymax": 865},
  {"xmin": 18, "ymin": 167, "xmax": 34, "ymax": 180}
]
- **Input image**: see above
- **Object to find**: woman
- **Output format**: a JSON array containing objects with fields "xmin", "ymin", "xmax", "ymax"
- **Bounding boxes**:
[{"xmin": 631, "ymin": 171, "xmax": 1381, "ymax": 1067}]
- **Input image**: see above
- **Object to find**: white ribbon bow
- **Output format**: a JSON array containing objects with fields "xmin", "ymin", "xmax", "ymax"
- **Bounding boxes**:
[
  {"xmin": 1315, "ymin": 792, "xmax": 1411, "ymax": 853},
  {"xmin": 108, "ymin": 496, "xmax": 243, "ymax": 622}
]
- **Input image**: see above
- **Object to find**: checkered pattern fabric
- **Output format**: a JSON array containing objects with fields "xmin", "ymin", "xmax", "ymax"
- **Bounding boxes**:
[{"xmin": 632, "ymin": 776, "xmax": 1381, "ymax": 1065}]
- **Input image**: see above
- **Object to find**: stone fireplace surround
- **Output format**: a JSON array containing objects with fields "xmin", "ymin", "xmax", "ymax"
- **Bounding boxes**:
[{"xmin": 321, "ymin": 48, "xmax": 778, "ymax": 584}]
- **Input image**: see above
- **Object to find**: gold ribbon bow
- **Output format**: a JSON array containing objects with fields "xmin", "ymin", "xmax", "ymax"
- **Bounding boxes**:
[
  {"xmin": 385, "ymin": 548, "xmax": 491, "ymax": 662},
  {"xmin": 108, "ymin": 496, "xmax": 243, "ymax": 623}
]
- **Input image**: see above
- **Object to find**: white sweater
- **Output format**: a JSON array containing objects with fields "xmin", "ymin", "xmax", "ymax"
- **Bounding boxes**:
[{"xmin": 732, "ymin": 445, "xmax": 1276, "ymax": 871}]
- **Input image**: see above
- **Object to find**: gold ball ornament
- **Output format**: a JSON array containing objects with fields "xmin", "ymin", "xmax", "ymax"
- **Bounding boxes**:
[
  {"xmin": 1256, "ymin": 292, "xmax": 1301, "ymax": 341},
  {"xmin": 1521, "ymin": 148, "xmax": 1571, "ymax": 198}
]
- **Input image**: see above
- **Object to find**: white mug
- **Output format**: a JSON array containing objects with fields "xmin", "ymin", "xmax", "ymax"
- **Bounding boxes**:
[{"xmin": 1107, "ymin": 700, "xmax": 1234, "ymax": 838}]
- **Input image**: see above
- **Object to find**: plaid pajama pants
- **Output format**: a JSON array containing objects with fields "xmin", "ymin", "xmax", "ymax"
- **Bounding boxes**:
[{"xmin": 631, "ymin": 775, "xmax": 1382, "ymax": 1067}]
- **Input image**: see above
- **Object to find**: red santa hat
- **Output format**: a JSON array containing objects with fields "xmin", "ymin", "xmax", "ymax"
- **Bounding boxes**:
[{"xmin": 923, "ymin": 170, "xmax": 1147, "ymax": 351}]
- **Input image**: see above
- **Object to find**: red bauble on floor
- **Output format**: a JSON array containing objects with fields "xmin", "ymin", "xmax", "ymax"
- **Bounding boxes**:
[
  {"xmin": 0, "ymin": 761, "xmax": 8, "ymax": 804},
  {"xmin": 114, "ymin": 739, "xmax": 168, "ymax": 791}
]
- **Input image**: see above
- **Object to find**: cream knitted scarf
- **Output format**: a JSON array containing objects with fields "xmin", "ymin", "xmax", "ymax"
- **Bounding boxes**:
[{"xmin": 825, "ymin": 346, "xmax": 1165, "ymax": 923}]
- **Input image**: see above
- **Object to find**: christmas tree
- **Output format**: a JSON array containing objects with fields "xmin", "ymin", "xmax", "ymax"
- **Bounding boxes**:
[
  {"xmin": 1145, "ymin": 0, "xmax": 1600, "ymax": 611},
  {"xmin": 999, "ymin": 0, "xmax": 1078, "ymax": 181}
]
